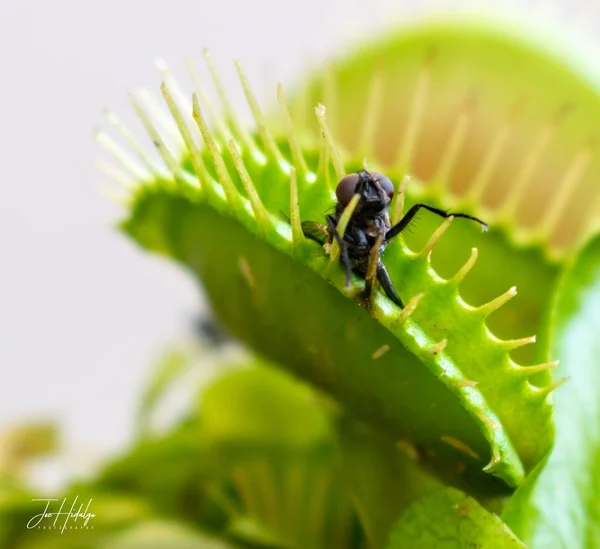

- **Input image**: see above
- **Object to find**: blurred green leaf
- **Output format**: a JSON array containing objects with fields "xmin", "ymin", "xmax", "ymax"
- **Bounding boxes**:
[
  {"xmin": 200, "ymin": 362, "xmax": 360, "ymax": 549},
  {"xmin": 334, "ymin": 416, "xmax": 440, "ymax": 548},
  {"xmin": 0, "ymin": 421, "xmax": 58, "ymax": 477},
  {"xmin": 137, "ymin": 348, "xmax": 192, "ymax": 435},
  {"xmin": 200, "ymin": 363, "xmax": 333, "ymax": 449},
  {"xmin": 124, "ymin": 189, "xmax": 525, "ymax": 493},
  {"xmin": 503, "ymin": 234, "xmax": 600, "ymax": 548},
  {"xmin": 3, "ymin": 494, "xmax": 151, "ymax": 549},
  {"xmin": 386, "ymin": 487, "xmax": 524, "ymax": 548},
  {"xmin": 92, "ymin": 419, "xmax": 227, "ymax": 531},
  {"xmin": 101, "ymin": 520, "xmax": 239, "ymax": 549}
]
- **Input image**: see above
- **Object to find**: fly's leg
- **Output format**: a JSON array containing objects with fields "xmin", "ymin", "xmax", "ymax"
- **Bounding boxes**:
[
  {"xmin": 377, "ymin": 263, "xmax": 404, "ymax": 308},
  {"xmin": 326, "ymin": 215, "xmax": 352, "ymax": 288},
  {"xmin": 363, "ymin": 234, "xmax": 383, "ymax": 306},
  {"xmin": 385, "ymin": 204, "xmax": 488, "ymax": 242}
]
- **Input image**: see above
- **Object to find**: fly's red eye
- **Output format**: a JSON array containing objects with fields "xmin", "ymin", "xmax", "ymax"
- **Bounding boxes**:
[
  {"xmin": 372, "ymin": 172, "xmax": 394, "ymax": 200},
  {"xmin": 336, "ymin": 174, "xmax": 360, "ymax": 205}
]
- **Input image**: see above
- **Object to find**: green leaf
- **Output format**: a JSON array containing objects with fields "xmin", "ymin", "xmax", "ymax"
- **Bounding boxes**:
[
  {"xmin": 93, "ymin": 421, "xmax": 221, "ymax": 526},
  {"xmin": 0, "ymin": 421, "xmax": 58, "ymax": 477},
  {"xmin": 503, "ymin": 234, "xmax": 600, "ymax": 548},
  {"xmin": 7, "ymin": 494, "xmax": 152, "ymax": 549},
  {"xmin": 200, "ymin": 362, "xmax": 359, "ymax": 549},
  {"xmin": 101, "ymin": 24, "xmax": 584, "ymax": 491},
  {"xmin": 295, "ymin": 21, "xmax": 600, "ymax": 260},
  {"xmin": 102, "ymin": 520, "xmax": 240, "ymax": 549},
  {"xmin": 200, "ymin": 362, "xmax": 332, "ymax": 449},
  {"xmin": 386, "ymin": 487, "xmax": 525, "ymax": 549},
  {"xmin": 334, "ymin": 415, "xmax": 441, "ymax": 548},
  {"xmin": 137, "ymin": 348, "xmax": 192, "ymax": 435},
  {"xmin": 123, "ymin": 186, "xmax": 525, "ymax": 492}
]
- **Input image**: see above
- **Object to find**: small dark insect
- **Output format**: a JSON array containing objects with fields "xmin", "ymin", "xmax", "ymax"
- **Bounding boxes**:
[
  {"xmin": 302, "ymin": 170, "xmax": 488, "ymax": 308},
  {"xmin": 195, "ymin": 315, "xmax": 232, "ymax": 346}
]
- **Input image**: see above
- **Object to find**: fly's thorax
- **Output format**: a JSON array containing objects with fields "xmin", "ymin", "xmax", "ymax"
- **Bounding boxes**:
[{"xmin": 365, "ymin": 213, "xmax": 389, "ymax": 239}]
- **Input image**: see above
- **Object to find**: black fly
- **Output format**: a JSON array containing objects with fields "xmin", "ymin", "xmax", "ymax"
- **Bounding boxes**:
[{"xmin": 301, "ymin": 170, "xmax": 488, "ymax": 308}]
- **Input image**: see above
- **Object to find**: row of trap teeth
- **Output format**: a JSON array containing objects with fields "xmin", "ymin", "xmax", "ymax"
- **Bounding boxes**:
[
  {"xmin": 96, "ymin": 52, "xmax": 567, "ymax": 468},
  {"xmin": 301, "ymin": 54, "xmax": 600, "ymax": 259},
  {"xmin": 95, "ymin": 51, "xmax": 599, "ymax": 262}
]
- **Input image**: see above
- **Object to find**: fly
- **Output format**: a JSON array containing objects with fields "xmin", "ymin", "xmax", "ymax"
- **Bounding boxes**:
[{"xmin": 302, "ymin": 169, "xmax": 488, "ymax": 308}]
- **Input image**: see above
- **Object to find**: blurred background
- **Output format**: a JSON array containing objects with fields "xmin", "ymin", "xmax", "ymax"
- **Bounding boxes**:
[{"xmin": 1, "ymin": 0, "xmax": 599, "ymax": 492}]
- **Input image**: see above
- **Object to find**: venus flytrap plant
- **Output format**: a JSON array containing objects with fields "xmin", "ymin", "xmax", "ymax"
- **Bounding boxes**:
[
  {"xmin": 96, "ymin": 46, "xmax": 565, "ymax": 499},
  {"xmin": 291, "ymin": 23, "xmax": 600, "ymax": 379},
  {"xmin": 4, "ymin": 19, "xmax": 600, "ymax": 549}
]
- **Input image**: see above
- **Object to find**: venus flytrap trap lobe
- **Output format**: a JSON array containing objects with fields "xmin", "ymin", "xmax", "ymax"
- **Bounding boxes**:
[
  {"xmin": 99, "ymin": 52, "xmax": 564, "ymax": 493},
  {"xmin": 294, "ymin": 25, "xmax": 600, "ymax": 382},
  {"xmin": 300, "ymin": 28, "xmax": 600, "ymax": 258}
]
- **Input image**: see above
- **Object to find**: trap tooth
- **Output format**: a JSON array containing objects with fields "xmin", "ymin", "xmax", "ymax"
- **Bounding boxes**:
[
  {"xmin": 235, "ymin": 60, "xmax": 285, "ymax": 167},
  {"xmin": 512, "ymin": 360, "xmax": 559, "ymax": 377},
  {"xmin": 97, "ymin": 183, "xmax": 131, "ymax": 205},
  {"xmin": 102, "ymin": 109, "xmax": 161, "ymax": 176},
  {"xmin": 298, "ymin": 26, "xmax": 600, "ymax": 259},
  {"xmin": 466, "ymin": 97, "xmax": 522, "ymax": 205},
  {"xmin": 129, "ymin": 92, "xmax": 185, "ymax": 183},
  {"xmin": 449, "ymin": 247, "xmax": 478, "ymax": 286},
  {"xmin": 421, "ymin": 216, "xmax": 454, "ymax": 259},
  {"xmin": 93, "ymin": 129, "xmax": 148, "ymax": 180},
  {"xmin": 396, "ymin": 52, "xmax": 432, "ymax": 169},
  {"xmin": 203, "ymin": 49, "xmax": 257, "ymax": 156},
  {"xmin": 529, "ymin": 376, "xmax": 570, "ymax": 402},
  {"xmin": 328, "ymin": 193, "xmax": 360, "ymax": 266},
  {"xmin": 317, "ymin": 129, "xmax": 330, "ymax": 185},
  {"xmin": 186, "ymin": 60, "xmax": 232, "ymax": 143},
  {"xmin": 161, "ymin": 82, "xmax": 209, "ymax": 189},
  {"xmin": 277, "ymin": 83, "xmax": 310, "ymax": 176},
  {"xmin": 307, "ymin": 468, "xmax": 336, "ymax": 542},
  {"xmin": 434, "ymin": 95, "xmax": 475, "ymax": 186},
  {"xmin": 228, "ymin": 139, "xmax": 270, "ymax": 229},
  {"xmin": 482, "ymin": 450, "xmax": 502, "ymax": 473},
  {"xmin": 357, "ymin": 66, "xmax": 384, "ymax": 157},
  {"xmin": 135, "ymin": 88, "xmax": 184, "ymax": 150},
  {"xmin": 95, "ymin": 158, "xmax": 133, "ymax": 189},
  {"xmin": 498, "ymin": 103, "xmax": 570, "ymax": 222},
  {"xmin": 441, "ymin": 436, "xmax": 480, "ymax": 460},
  {"xmin": 392, "ymin": 174, "xmax": 410, "ymax": 225},
  {"xmin": 155, "ymin": 59, "xmax": 197, "ymax": 141},
  {"xmin": 475, "ymin": 286, "xmax": 517, "ymax": 318},
  {"xmin": 192, "ymin": 94, "xmax": 239, "ymax": 206},
  {"xmin": 537, "ymin": 140, "xmax": 594, "ymax": 238},
  {"xmin": 395, "ymin": 293, "xmax": 424, "ymax": 324},
  {"xmin": 315, "ymin": 103, "xmax": 345, "ymax": 183},
  {"xmin": 288, "ymin": 167, "xmax": 304, "ymax": 253},
  {"xmin": 230, "ymin": 462, "xmax": 276, "ymax": 519},
  {"xmin": 500, "ymin": 335, "xmax": 537, "ymax": 351},
  {"xmin": 428, "ymin": 339, "xmax": 447, "ymax": 357},
  {"xmin": 251, "ymin": 461, "xmax": 279, "ymax": 526}
]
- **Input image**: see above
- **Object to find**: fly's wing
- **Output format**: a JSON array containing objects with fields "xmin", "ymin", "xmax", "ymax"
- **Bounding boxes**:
[
  {"xmin": 301, "ymin": 221, "xmax": 329, "ymax": 245},
  {"xmin": 279, "ymin": 211, "xmax": 329, "ymax": 245}
]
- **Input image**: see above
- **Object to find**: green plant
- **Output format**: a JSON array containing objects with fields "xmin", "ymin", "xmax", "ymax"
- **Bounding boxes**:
[{"xmin": 4, "ymin": 19, "xmax": 600, "ymax": 549}]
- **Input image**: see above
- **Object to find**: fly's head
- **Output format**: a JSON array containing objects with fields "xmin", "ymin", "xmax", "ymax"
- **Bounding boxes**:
[{"xmin": 336, "ymin": 170, "xmax": 394, "ymax": 218}]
